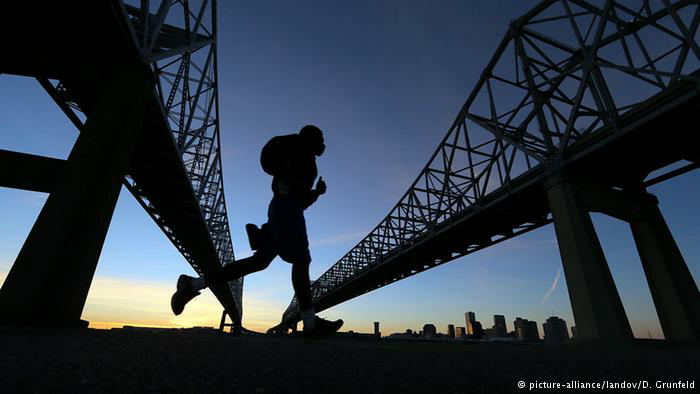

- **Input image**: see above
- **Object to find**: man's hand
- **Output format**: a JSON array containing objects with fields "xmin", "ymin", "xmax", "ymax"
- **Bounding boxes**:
[{"xmin": 315, "ymin": 177, "xmax": 327, "ymax": 195}]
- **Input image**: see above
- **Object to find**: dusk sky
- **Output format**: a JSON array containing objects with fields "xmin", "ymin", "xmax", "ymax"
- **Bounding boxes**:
[{"xmin": 1, "ymin": 0, "xmax": 698, "ymax": 339}]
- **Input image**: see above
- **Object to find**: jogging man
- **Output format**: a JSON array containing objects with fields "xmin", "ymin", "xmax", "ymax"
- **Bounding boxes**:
[{"xmin": 170, "ymin": 125, "xmax": 343, "ymax": 338}]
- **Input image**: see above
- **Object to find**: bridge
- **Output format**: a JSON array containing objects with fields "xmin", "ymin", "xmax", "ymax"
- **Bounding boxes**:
[
  {"xmin": 274, "ymin": 0, "xmax": 700, "ymax": 342},
  {"xmin": 0, "ymin": 0, "xmax": 698, "ymax": 342},
  {"xmin": 0, "ymin": 1, "xmax": 242, "ymax": 329}
]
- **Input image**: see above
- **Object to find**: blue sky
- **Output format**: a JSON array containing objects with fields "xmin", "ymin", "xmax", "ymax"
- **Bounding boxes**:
[{"xmin": 1, "ymin": 0, "xmax": 698, "ymax": 338}]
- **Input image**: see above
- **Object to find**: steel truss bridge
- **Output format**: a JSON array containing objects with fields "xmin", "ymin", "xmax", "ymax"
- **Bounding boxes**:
[
  {"xmin": 276, "ymin": 0, "xmax": 700, "ymax": 341},
  {"xmin": 0, "ymin": 0, "xmax": 698, "ymax": 341},
  {"xmin": 0, "ymin": 1, "xmax": 242, "ymax": 328}
]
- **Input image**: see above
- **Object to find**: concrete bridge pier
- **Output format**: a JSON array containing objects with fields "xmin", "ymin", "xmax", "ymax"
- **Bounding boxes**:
[
  {"xmin": 545, "ymin": 175, "xmax": 633, "ymax": 341},
  {"xmin": 549, "ymin": 173, "xmax": 700, "ymax": 342},
  {"xmin": 0, "ymin": 62, "xmax": 153, "ymax": 326},
  {"xmin": 630, "ymin": 203, "xmax": 700, "ymax": 341},
  {"xmin": 579, "ymin": 184, "xmax": 700, "ymax": 342}
]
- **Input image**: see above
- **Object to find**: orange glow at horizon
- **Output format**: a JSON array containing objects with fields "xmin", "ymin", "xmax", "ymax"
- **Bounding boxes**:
[
  {"xmin": 0, "ymin": 271, "xmax": 280, "ymax": 332},
  {"xmin": 82, "ymin": 276, "xmax": 283, "ymax": 332}
]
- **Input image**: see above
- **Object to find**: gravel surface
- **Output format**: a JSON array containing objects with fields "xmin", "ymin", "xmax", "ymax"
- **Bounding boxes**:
[{"xmin": 0, "ymin": 327, "xmax": 697, "ymax": 393}]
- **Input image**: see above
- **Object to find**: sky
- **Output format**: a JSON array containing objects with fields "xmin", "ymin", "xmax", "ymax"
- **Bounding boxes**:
[{"xmin": 1, "ymin": 0, "xmax": 699, "ymax": 339}]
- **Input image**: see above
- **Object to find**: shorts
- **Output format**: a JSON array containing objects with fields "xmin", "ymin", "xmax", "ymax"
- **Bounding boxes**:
[{"xmin": 264, "ymin": 195, "xmax": 311, "ymax": 265}]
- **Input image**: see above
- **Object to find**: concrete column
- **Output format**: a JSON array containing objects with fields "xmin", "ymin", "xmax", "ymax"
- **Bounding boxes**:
[
  {"xmin": 630, "ymin": 204, "xmax": 700, "ymax": 341},
  {"xmin": 219, "ymin": 310, "xmax": 228, "ymax": 332},
  {"xmin": 0, "ymin": 62, "xmax": 153, "ymax": 326},
  {"xmin": 546, "ymin": 176, "xmax": 633, "ymax": 340}
]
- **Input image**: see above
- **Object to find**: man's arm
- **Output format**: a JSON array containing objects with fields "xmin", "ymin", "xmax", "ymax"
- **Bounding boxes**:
[{"xmin": 301, "ymin": 177, "xmax": 325, "ymax": 210}]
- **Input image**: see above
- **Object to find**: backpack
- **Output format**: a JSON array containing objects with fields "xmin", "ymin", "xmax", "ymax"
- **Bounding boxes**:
[{"xmin": 260, "ymin": 134, "xmax": 298, "ymax": 175}]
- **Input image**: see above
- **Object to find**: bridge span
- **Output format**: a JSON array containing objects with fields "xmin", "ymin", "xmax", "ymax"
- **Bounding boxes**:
[
  {"xmin": 275, "ymin": 0, "xmax": 700, "ymax": 342},
  {"xmin": 0, "ymin": 1, "xmax": 242, "ymax": 329}
]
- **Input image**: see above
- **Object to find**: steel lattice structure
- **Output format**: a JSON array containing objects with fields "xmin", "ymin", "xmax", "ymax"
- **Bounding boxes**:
[
  {"xmin": 280, "ymin": 0, "xmax": 700, "ymax": 326},
  {"xmin": 38, "ymin": 0, "xmax": 242, "ymax": 315}
]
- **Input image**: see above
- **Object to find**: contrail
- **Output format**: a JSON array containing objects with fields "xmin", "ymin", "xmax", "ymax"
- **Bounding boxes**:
[{"xmin": 541, "ymin": 268, "xmax": 561, "ymax": 305}]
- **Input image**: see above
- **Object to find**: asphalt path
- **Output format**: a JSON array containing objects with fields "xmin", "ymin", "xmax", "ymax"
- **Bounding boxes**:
[{"xmin": 1, "ymin": 328, "xmax": 697, "ymax": 393}]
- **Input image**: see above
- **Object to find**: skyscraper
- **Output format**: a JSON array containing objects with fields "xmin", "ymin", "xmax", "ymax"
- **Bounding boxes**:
[
  {"xmin": 423, "ymin": 323, "xmax": 437, "ymax": 338},
  {"xmin": 514, "ymin": 317, "xmax": 540, "ymax": 341},
  {"xmin": 447, "ymin": 324, "xmax": 455, "ymax": 339},
  {"xmin": 455, "ymin": 327, "xmax": 466, "ymax": 338},
  {"xmin": 466, "ymin": 311, "xmax": 476, "ymax": 335},
  {"xmin": 493, "ymin": 314, "xmax": 507, "ymax": 337},
  {"xmin": 543, "ymin": 316, "xmax": 569, "ymax": 343},
  {"xmin": 526, "ymin": 320, "xmax": 540, "ymax": 341}
]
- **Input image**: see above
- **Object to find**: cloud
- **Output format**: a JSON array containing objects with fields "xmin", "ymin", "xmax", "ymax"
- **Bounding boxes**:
[
  {"xmin": 540, "ymin": 268, "xmax": 561, "ymax": 305},
  {"xmin": 309, "ymin": 230, "xmax": 367, "ymax": 248}
]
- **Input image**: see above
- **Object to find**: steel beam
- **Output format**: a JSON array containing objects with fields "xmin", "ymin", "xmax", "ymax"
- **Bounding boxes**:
[{"xmin": 0, "ymin": 150, "xmax": 64, "ymax": 193}]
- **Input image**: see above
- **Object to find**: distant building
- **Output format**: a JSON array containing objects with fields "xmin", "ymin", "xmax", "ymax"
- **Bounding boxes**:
[
  {"xmin": 423, "ymin": 324, "xmax": 436, "ymax": 338},
  {"xmin": 514, "ymin": 317, "xmax": 540, "ymax": 342},
  {"xmin": 374, "ymin": 322, "xmax": 381, "ymax": 338},
  {"xmin": 542, "ymin": 316, "xmax": 569, "ymax": 343},
  {"xmin": 493, "ymin": 314, "xmax": 507, "ymax": 337},
  {"xmin": 465, "ymin": 311, "xmax": 476, "ymax": 334},
  {"xmin": 469, "ymin": 321, "xmax": 484, "ymax": 339},
  {"xmin": 455, "ymin": 326, "xmax": 466, "ymax": 338},
  {"xmin": 527, "ymin": 321, "xmax": 540, "ymax": 341},
  {"xmin": 447, "ymin": 324, "xmax": 455, "ymax": 339}
]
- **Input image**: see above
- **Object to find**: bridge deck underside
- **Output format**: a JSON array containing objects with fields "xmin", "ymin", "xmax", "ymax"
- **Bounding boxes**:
[
  {"xmin": 305, "ymin": 75, "xmax": 700, "ymax": 322},
  {"xmin": 0, "ymin": 2, "xmax": 239, "ymax": 316}
]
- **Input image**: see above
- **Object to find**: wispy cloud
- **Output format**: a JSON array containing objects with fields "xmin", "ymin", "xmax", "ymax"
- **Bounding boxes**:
[
  {"xmin": 478, "ymin": 237, "xmax": 558, "ymax": 258},
  {"xmin": 540, "ymin": 268, "xmax": 561, "ymax": 305},
  {"xmin": 309, "ymin": 230, "xmax": 367, "ymax": 248}
]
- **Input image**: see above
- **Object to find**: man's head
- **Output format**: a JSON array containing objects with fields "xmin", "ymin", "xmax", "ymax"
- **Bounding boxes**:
[{"xmin": 299, "ymin": 124, "xmax": 325, "ymax": 156}]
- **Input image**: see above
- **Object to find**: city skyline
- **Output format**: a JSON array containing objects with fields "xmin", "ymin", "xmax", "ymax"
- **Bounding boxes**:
[
  {"xmin": 1, "ymin": 1, "xmax": 699, "ymax": 337},
  {"xmin": 391, "ymin": 310, "xmax": 570, "ymax": 341}
]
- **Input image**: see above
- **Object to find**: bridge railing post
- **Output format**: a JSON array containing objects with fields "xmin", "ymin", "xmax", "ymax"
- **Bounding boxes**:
[
  {"xmin": 545, "ymin": 173, "xmax": 633, "ymax": 341},
  {"xmin": 0, "ymin": 61, "xmax": 154, "ymax": 326}
]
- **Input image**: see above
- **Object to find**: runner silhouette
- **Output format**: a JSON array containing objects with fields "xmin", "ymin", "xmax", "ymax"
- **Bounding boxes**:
[{"xmin": 171, "ymin": 125, "xmax": 343, "ymax": 338}]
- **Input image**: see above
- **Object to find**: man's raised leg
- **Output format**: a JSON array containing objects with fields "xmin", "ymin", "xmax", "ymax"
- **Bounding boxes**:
[{"xmin": 171, "ymin": 252, "xmax": 275, "ymax": 315}]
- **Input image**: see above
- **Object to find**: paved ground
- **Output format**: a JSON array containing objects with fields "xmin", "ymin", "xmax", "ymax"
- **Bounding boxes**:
[{"xmin": 0, "ymin": 327, "xmax": 698, "ymax": 393}]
